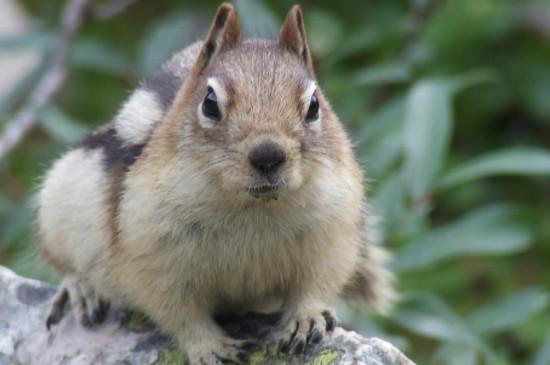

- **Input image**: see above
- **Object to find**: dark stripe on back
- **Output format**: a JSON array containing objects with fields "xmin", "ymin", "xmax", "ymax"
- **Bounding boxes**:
[
  {"xmin": 143, "ymin": 70, "xmax": 183, "ymax": 109},
  {"xmin": 80, "ymin": 128, "xmax": 146, "ymax": 249},
  {"xmin": 80, "ymin": 128, "xmax": 145, "ymax": 171}
]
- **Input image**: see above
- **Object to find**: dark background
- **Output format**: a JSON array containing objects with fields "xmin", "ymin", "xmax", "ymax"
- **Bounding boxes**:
[{"xmin": 1, "ymin": 1, "xmax": 549, "ymax": 364}]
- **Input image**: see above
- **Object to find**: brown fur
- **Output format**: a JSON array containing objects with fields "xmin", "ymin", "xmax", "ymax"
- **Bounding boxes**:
[{"xmin": 37, "ymin": 4, "xmax": 395, "ymax": 364}]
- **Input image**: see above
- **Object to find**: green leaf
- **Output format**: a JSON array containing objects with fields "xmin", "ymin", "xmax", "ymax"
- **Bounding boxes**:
[
  {"xmin": 402, "ymin": 79, "xmax": 454, "ymax": 200},
  {"xmin": 324, "ymin": 14, "xmax": 405, "ymax": 68},
  {"xmin": 352, "ymin": 63, "xmax": 411, "ymax": 87},
  {"xmin": 371, "ymin": 172, "xmax": 406, "ymax": 239},
  {"xmin": 358, "ymin": 96, "xmax": 405, "ymax": 178},
  {"xmin": 37, "ymin": 105, "xmax": 90, "ymax": 144},
  {"xmin": 357, "ymin": 95, "xmax": 405, "ymax": 144},
  {"xmin": 402, "ymin": 71, "xmax": 495, "ymax": 200},
  {"xmin": 71, "ymin": 39, "xmax": 133, "ymax": 75},
  {"xmin": 468, "ymin": 288, "xmax": 549, "ymax": 335},
  {"xmin": 438, "ymin": 148, "xmax": 550, "ymax": 190},
  {"xmin": 305, "ymin": 9, "xmax": 343, "ymax": 58},
  {"xmin": 0, "ymin": 198, "xmax": 33, "ymax": 251},
  {"xmin": 393, "ymin": 293, "xmax": 498, "ymax": 363},
  {"xmin": 0, "ymin": 31, "xmax": 54, "ymax": 51},
  {"xmin": 354, "ymin": 97, "xmax": 404, "ymax": 180},
  {"xmin": 361, "ymin": 132, "xmax": 402, "ymax": 178},
  {"xmin": 0, "ymin": 63, "xmax": 44, "ymax": 114},
  {"xmin": 392, "ymin": 293, "xmax": 478, "ymax": 343},
  {"xmin": 139, "ymin": 14, "xmax": 200, "ymax": 76},
  {"xmin": 433, "ymin": 343, "xmax": 477, "ymax": 365},
  {"xmin": 234, "ymin": 0, "xmax": 279, "ymax": 38},
  {"xmin": 393, "ymin": 204, "xmax": 534, "ymax": 272}
]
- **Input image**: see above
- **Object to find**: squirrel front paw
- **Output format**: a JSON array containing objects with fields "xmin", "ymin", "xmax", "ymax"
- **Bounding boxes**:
[
  {"xmin": 46, "ymin": 276, "xmax": 109, "ymax": 329},
  {"xmin": 278, "ymin": 308, "xmax": 337, "ymax": 355},
  {"xmin": 186, "ymin": 337, "xmax": 259, "ymax": 365}
]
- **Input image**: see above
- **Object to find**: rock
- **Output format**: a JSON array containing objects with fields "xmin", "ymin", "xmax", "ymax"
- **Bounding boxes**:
[{"xmin": 0, "ymin": 266, "xmax": 416, "ymax": 365}]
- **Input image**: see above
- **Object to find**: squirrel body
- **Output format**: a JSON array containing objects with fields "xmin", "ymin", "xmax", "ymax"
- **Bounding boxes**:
[{"xmin": 37, "ymin": 4, "xmax": 394, "ymax": 364}]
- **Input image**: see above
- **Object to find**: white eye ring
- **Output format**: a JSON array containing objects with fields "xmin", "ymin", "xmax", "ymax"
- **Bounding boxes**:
[{"xmin": 197, "ymin": 77, "xmax": 228, "ymax": 128}]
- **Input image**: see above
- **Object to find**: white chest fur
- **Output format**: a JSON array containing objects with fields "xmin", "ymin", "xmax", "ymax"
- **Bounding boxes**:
[{"xmin": 113, "ymin": 156, "xmax": 362, "ymax": 311}]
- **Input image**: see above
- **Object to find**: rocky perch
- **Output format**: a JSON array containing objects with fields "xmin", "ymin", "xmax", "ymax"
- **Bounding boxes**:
[{"xmin": 0, "ymin": 266, "xmax": 416, "ymax": 365}]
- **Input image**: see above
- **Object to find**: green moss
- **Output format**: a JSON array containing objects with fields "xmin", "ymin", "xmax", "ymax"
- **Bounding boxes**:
[
  {"xmin": 310, "ymin": 349, "xmax": 340, "ymax": 365},
  {"xmin": 249, "ymin": 345, "xmax": 284, "ymax": 364},
  {"xmin": 248, "ymin": 345, "xmax": 340, "ymax": 365},
  {"xmin": 153, "ymin": 348, "xmax": 188, "ymax": 365}
]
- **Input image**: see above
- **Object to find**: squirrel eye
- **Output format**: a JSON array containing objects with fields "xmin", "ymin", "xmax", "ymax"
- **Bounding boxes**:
[
  {"xmin": 202, "ymin": 87, "xmax": 221, "ymax": 121},
  {"xmin": 305, "ymin": 94, "xmax": 319, "ymax": 123}
]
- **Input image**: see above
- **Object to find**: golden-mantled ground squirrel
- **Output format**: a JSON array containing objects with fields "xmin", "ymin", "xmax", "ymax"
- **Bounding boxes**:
[{"xmin": 37, "ymin": 3, "xmax": 395, "ymax": 364}]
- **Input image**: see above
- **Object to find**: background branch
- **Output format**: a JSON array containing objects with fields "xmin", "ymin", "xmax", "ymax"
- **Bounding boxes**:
[{"xmin": 0, "ymin": 0, "xmax": 89, "ymax": 162}]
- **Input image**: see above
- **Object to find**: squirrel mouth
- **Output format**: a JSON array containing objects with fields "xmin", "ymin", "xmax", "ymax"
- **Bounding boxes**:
[{"xmin": 248, "ymin": 184, "xmax": 279, "ymax": 199}]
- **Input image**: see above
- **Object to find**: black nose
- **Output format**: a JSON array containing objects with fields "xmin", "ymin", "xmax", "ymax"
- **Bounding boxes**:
[{"xmin": 249, "ymin": 143, "xmax": 286, "ymax": 176}]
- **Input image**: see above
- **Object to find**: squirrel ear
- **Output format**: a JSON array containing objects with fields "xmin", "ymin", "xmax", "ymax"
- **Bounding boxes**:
[
  {"xmin": 195, "ymin": 3, "xmax": 241, "ymax": 72},
  {"xmin": 278, "ymin": 5, "xmax": 314, "ymax": 75}
]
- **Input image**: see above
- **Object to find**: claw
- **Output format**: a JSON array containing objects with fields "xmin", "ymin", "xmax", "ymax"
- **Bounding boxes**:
[
  {"xmin": 46, "ymin": 287, "xmax": 69, "ymax": 330},
  {"xmin": 290, "ymin": 339, "xmax": 305, "ymax": 355},
  {"xmin": 307, "ymin": 328, "xmax": 323, "ymax": 346},
  {"xmin": 45, "ymin": 277, "xmax": 110, "ymax": 330},
  {"xmin": 279, "ymin": 308, "xmax": 336, "ymax": 356},
  {"xmin": 322, "ymin": 310, "xmax": 336, "ymax": 332},
  {"xmin": 91, "ymin": 300, "xmax": 110, "ymax": 324},
  {"xmin": 278, "ymin": 320, "xmax": 299, "ymax": 353}
]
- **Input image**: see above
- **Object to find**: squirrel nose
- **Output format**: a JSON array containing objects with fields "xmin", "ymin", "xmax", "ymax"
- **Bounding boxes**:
[{"xmin": 249, "ymin": 143, "xmax": 287, "ymax": 176}]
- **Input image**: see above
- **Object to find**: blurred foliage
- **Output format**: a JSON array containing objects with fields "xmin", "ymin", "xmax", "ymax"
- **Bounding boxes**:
[{"xmin": 1, "ymin": 0, "xmax": 550, "ymax": 364}]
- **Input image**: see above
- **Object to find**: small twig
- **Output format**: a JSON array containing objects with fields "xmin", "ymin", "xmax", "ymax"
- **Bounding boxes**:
[
  {"xmin": 0, "ymin": 0, "xmax": 89, "ymax": 162},
  {"xmin": 369, "ymin": 0, "xmax": 443, "ymax": 110},
  {"xmin": 92, "ymin": 0, "xmax": 139, "ymax": 20}
]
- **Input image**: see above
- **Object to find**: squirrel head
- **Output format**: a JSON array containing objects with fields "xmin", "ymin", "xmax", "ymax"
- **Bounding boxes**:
[{"xmin": 160, "ymin": 3, "xmax": 350, "ymax": 201}]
